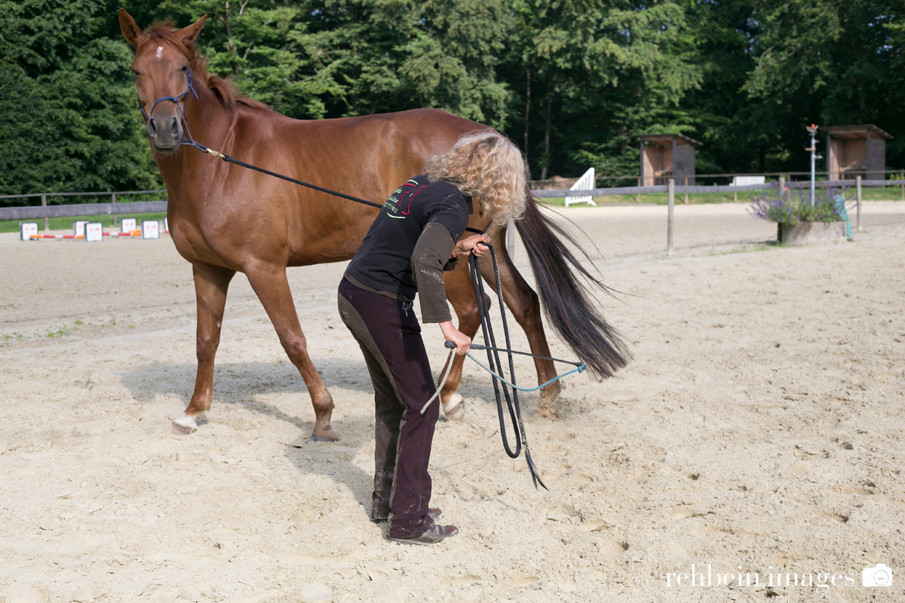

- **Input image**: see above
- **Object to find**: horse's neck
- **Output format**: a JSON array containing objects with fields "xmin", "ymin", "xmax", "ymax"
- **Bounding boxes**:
[{"xmin": 156, "ymin": 91, "xmax": 235, "ymax": 192}]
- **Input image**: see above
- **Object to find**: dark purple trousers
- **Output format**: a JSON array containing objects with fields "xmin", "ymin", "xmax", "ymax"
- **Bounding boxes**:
[{"xmin": 337, "ymin": 278, "xmax": 440, "ymax": 538}]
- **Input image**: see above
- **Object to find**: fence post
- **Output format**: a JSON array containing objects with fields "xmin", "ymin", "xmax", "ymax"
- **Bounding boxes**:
[
  {"xmin": 667, "ymin": 179, "xmax": 675, "ymax": 256},
  {"xmin": 111, "ymin": 192, "xmax": 118, "ymax": 227},
  {"xmin": 856, "ymin": 175, "xmax": 862, "ymax": 232},
  {"xmin": 779, "ymin": 176, "xmax": 785, "ymax": 200},
  {"xmin": 41, "ymin": 194, "xmax": 49, "ymax": 231},
  {"xmin": 684, "ymin": 176, "xmax": 689, "ymax": 204}
]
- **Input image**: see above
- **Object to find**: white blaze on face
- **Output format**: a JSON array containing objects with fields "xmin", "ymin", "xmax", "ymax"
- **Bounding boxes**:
[{"xmin": 156, "ymin": 46, "xmax": 164, "ymax": 61}]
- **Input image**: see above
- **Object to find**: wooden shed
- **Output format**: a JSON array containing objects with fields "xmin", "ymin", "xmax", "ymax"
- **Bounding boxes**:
[
  {"xmin": 639, "ymin": 133, "xmax": 701, "ymax": 186},
  {"xmin": 824, "ymin": 124, "xmax": 893, "ymax": 181}
]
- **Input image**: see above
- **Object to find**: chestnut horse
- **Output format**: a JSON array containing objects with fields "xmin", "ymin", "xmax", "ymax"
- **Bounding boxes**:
[{"xmin": 119, "ymin": 10, "xmax": 629, "ymax": 440}]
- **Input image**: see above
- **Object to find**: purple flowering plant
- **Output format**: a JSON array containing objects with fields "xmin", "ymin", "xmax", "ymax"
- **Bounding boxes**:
[{"xmin": 748, "ymin": 182, "xmax": 847, "ymax": 226}]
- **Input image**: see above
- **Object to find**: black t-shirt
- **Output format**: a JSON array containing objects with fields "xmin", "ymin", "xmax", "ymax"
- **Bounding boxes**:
[{"xmin": 345, "ymin": 175, "xmax": 472, "ymax": 303}]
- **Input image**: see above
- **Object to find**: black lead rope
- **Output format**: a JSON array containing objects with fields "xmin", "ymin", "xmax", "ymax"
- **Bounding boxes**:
[
  {"xmin": 145, "ymin": 69, "xmax": 481, "ymax": 233},
  {"xmin": 468, "ymin": 246, "xmax": 548, "ymax": 490},
  {"xmin": 186, "ymin": 140, "xmax": 386, "ymax": 209},
  {"xmin": 187, "ymin": 139, "xmax": 486, "ymax": 235}
]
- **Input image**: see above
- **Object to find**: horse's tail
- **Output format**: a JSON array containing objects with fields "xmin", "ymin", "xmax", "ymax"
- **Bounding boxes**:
[{"xmin": 514, "ymin": 193, "xmax": 631, "ymax": 378}]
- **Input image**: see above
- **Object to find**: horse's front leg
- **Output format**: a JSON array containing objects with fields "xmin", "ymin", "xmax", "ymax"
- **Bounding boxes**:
[
  {"xmin": 173, "ymin": 263, "xmax": 236, "ymax": 434},
  {"xmin": 245, "ymin": 266, "xmax": 338, "ymax": 442},
  {"xmin": 478, "ymin": 236, "xmax": 561, "ymax": 418}
]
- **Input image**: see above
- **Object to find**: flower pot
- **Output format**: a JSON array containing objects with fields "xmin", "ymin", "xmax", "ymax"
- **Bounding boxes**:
[{"xmin": 778, "ymin": 221, "xmax": 847, "ymax": 246}]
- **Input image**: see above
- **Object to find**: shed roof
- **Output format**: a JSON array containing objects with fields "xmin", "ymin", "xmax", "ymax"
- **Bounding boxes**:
[
  {"xmin": 823, "ymin": 124, "xmax": 893, "ymax": 140},
  {"xmin": 638, "ymin": 133, "xmax": 702, "ymax": 147}
]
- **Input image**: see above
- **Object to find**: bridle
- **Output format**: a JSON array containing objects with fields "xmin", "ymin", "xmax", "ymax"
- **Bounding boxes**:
[{"xmin": 138, "ymin": 68, "xmax": 199, "ymax": 137}]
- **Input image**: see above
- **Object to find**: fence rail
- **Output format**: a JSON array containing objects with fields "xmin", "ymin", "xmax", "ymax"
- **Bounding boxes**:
[
  {"xmin": 533, "ymin": 178, "xmax": 891, "ymax": 198},
  {"xmin": 6, "ymin": 177, "xmax": 889, "ymax": 256},
  {"xmin": 1, "ymin": 176, "xmax": 899, "ymax": 222},
  {"xmin": 0, "ymin": 190, "xmax": 166, "ymax": 226},
  {"xmin": 0, "ymin": 201, "xmax": 167, "ymax": 221}
]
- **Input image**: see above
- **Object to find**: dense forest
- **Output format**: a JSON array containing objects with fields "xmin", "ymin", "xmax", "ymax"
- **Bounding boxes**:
[{"xmin": 1, "ymin": 0, "xmax": 903, "ymax": 196}]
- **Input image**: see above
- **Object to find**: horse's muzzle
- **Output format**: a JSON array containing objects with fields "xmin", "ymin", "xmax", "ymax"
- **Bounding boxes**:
[{"xmin": 147, "ymin": 112, "xmax": 182, "ymax": 153}]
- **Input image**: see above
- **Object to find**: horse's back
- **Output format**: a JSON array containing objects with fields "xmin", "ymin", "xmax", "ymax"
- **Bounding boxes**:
[
  {"xmin": 303, "ymin": 108, "xmax": 488, "ymax": 172},
  {"xmin": 270, "ymin": 108, "xmax": 488, "ymax": 265}
]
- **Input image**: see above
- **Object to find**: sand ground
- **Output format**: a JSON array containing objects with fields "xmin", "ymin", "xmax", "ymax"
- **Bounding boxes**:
[{"xmin": 1, "ymin": 202, "xmax": 903, "ymax": 602}]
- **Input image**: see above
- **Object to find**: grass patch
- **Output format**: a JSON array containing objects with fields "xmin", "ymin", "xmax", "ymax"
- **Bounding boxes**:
[
  {"xmin": 1, "ymin": 333, "xmax": 25, "ymax": 347},
  {"xmin": 709, "ymin": 243, "xmax": 775, "ymax": 257},
  {"xmin": 1, "ymin": 212, "xmax": 167, "ymax": 234},
  {"xmin": 47, "ymin": 325, "xmax": 71, "ymax": 338}
]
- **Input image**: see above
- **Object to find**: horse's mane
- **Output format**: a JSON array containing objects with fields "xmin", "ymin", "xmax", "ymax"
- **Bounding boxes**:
[{"xmin": 145, "ymin": 22, "xmax": 271, "ymax": 112}]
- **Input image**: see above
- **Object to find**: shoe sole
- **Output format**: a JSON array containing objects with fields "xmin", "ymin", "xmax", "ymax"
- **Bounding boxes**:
[{"xmin": 387, "ymin": 526, "xmax": 458, "ymax": 545}]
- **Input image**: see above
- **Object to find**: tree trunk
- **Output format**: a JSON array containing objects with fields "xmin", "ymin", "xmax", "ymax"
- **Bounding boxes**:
[
  {"xmin": 523, "ymin": 66, "xmax": 531, "ymax": 175},
  {"xmin": 541, "ymin": 75, "xmax": 553, "ymax": 180},
  {"xmin": 224, "ymin": 2, "xmax": 240, "ymax": 76}
]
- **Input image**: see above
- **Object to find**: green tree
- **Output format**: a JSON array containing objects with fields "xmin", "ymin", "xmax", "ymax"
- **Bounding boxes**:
[
  {"xmin": 148, "ymin": 0, "xmax": 515, "ymax": 125},
  {"xmin": 740, "ymin": 0, "xmax": 905, "ymax": 172},
  {"xmin": 0, "ymin": 0, "xmax": 159, "ymax": 196},
  {"xmin": 504, "ymin": 1, "xmax": 702, "ymax": 181},
  {"xmin": 677, "ymin": 0, "xmax": 762, "ymax": 175}
]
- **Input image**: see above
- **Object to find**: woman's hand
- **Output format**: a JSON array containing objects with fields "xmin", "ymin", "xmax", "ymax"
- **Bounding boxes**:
[
  {"xmin": 454, "ymin": 233, "xmax": 491, "ymax": 258},
  {"xmin": 439, "ymin": 320, "xmax": 471, "ymax": 355}
]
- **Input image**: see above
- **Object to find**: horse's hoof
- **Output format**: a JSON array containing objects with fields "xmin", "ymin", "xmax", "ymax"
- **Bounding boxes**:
[
  {"xmin": 443, "ymin": 394, "xmax": 466, "ymax": 421},
  {"xmin": 311, "ymin": 427, "xmax": 340, "ymax": 442},
  {"xmin": 171, "ymin": 412, "xmax": 199, "ymax": 435},
  {"xmin": 171, "ymin": 421, "xmax": 196, "ymax": 435},
  {"xmin": 536, "ymin": 399, "xmax": 558, "ymax": 420}
]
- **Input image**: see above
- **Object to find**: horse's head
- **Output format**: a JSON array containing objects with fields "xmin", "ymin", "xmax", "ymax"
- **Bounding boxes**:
[{"xmin": 119, "ymin": 9, "xmax": 207, "ymax": 154}]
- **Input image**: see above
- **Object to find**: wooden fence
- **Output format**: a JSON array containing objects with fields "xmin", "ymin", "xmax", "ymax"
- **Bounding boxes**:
[
  {"xmin": 0, "ymin": 190, "xmax": 166, "ymax": 229},
  {"xmin": 2, "ymin": 176, "xmax": 894, "ymax": 254}
]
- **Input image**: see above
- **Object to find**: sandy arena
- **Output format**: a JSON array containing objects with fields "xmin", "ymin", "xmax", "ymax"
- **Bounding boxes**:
[{"xmin": 1, "ymin": 202, "xmax": 903, "ymax": 602}]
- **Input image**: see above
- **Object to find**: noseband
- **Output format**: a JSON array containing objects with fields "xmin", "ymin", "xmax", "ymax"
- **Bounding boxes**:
[{"xmin": 138, "ymin": 68, "xmax": 198, "ymax": 143}]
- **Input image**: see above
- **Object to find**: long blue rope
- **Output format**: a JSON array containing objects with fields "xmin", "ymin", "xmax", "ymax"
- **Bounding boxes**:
[{"xmin": 464, "ymin": 352, "xmax": 585, "ymax": 392}]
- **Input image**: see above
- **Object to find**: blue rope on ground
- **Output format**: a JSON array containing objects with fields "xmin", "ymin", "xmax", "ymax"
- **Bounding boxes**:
[
  {"xmin": 835, "ymin": 194, "xmax": 853, "ymax": 240},
  {"xmin": 464, "ymin": 352, "xmax": 586, "ymax": 392}
]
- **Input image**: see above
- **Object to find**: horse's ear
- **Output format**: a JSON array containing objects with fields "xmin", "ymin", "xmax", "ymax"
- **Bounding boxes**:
[
  {"xmin": 177, "ymin": 14, "xmax": 208, "ymax": 47},
  {"xmin": 118, "ymin": 8, "xmax": 143, "ymax": 47}
]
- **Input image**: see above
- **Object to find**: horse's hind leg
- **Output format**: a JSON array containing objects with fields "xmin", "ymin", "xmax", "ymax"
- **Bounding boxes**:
[
  {"xmin": 245, "ymin": 267, "xmax": 338, "ymax": 442},
  {"xmin": 479, "ymin": 237, "xmax": 561, "ymax": 417},
  {"xmin": 173, "ymin": 263, "xmax": 236, "ymax": 434},
  {"xmin": 441, "ymin": 265, "xmax": 486, "ymax": 420}
]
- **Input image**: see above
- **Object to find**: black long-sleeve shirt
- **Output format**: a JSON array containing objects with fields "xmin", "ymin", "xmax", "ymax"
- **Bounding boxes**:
[{"xmin": 344, "ymin": 175, "xmax": 472, "ymax": 323}]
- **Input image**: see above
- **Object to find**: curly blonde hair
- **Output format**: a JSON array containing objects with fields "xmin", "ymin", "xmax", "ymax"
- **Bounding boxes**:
[{"xmin": 424, "ymin": 131, "xmax": 528, "ymax": 225}]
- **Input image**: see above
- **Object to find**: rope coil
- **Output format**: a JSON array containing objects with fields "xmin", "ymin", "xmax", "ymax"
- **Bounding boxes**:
[{"xmin": 468, "ymin": 246, "xmax": 549, "ymax": 489}]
